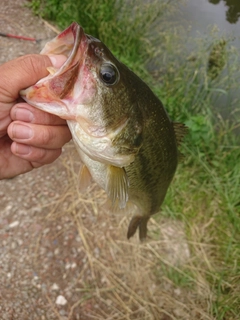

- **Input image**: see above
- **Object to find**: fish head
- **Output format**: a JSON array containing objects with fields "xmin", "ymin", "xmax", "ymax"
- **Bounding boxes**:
[
  {"xmin": 21, "ymin": 22, "xmax": 144, "ymax": 166},
  {"xmin": 21, "ymin": 23, "xmax": 94, "ymax": 119}
]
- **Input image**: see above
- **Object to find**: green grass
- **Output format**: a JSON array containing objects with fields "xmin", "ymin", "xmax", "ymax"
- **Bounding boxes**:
[
  {"xmin": 29, "ymin": 0, "xmax": 240, "ymax": 319},
  {"xmin": 29, "ymin": 0, "xmax": 173, "ymax": 76}
]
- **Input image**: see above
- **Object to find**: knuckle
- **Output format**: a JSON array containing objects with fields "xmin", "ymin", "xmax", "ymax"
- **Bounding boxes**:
[
  {"xmin": 39, "ymin": 127, "xmax": 55, "ymax": 145},
  {"xmin": 36, "ymin": 148, "xmax": 61, "ymax": 164},
  {"xmin": 23, "ymin": 55, "xmax": 40, "ymax": 77},
  {"xmin": 19, "ymin": 54, "xmax": 49, "ymax": 79},
  {"xmin": 37, "ymin": 148, "xmax": 48, "ymax": 162}
]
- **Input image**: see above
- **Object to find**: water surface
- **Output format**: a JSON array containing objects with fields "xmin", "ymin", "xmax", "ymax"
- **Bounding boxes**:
[
  {"xmin": 209, "ymin": 0, "xmax": 240, "ymax": 24},
  {"xmin": 180, "ymin": 0, "xmax": 240, "ymax": 41},
  {"xmin": 177, "ymin": 0, "xmax": 240, "ymax": 124}
]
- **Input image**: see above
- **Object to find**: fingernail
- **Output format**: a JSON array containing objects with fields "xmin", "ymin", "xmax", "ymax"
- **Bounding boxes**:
[
  {"xmin": 15, "ymin": 108, "xmax": 34, "ymax": 122},
  {"xmin": 12, "ymin": 124, "xmax": 33, "ymax": 139},
  {"xmin": 15, "ymin": 143, "xmax": 31, "ymax": 155},
  {"xmin": 48, "ymin": 54, "xmax": 67, "ymax": 68}
]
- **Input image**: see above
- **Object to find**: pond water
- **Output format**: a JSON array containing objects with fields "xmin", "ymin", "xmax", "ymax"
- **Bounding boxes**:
[
  {"xmin": 180, "ymin": 0, "xmax": 240, "ymax": 41},
  {"xmin": 208, "ymin": 0, "xmax": 240, "ymax": 24},
  {"xmin": 177, "ymin": 0, "xmax": 240, "ymax": 126}
]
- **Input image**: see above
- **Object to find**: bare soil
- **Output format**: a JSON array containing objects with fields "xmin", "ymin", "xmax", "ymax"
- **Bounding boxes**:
[
  {"xmin": 0, "ymin": 2, "xmax": 195, "ymax": 320},
  {"xmin": 0, "ymin": 1, "xmax": 87, "ymax": 318}
]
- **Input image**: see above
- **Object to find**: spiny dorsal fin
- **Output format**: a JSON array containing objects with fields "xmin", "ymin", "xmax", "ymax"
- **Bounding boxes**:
[
  {"xmin": 106, "ymin": 165, "xmax": 129, "ymax": 209},
  {"xmin": 173, "ymin": 122, "xmax": 188, "ymax": 146}
]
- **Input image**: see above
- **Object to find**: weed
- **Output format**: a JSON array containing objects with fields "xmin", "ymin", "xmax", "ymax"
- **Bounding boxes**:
[{"xmin": 29, "ymin": 0, "xmax": 240, "ymax": 318}]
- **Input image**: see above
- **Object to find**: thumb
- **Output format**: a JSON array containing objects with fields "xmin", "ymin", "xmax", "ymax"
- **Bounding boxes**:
[{"xmin": 1, "ymin": 54, "xmax": 66, "ymax": 101}]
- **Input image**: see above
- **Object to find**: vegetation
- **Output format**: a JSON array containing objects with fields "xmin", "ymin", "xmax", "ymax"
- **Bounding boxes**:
[{"xmin": 30, "ymin": 0, "xmax": 240, "ymax": 319}]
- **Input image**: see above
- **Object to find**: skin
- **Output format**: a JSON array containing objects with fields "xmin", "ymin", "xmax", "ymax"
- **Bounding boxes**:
[{"xmin": 0, "ymin": 54, "xmax": 71, "ymax": 179}]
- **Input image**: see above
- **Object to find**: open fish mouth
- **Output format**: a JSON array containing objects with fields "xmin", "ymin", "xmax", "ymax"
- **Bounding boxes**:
[
  {"xmin": 20, "ymin": 22, "xmax": 89, "ymax": 118},
  {"xmin": 40, "ymin": 22, "xmax": 85, "ymax": 81},
  {"xmin": 20, "ymin": 22, "xmax": 141, "ymax": 167}
]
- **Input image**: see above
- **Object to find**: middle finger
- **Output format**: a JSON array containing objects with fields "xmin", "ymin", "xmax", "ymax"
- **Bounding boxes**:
[{"xmin": 11, "ymin": 102, "xmax": 67, "ymax": 125}]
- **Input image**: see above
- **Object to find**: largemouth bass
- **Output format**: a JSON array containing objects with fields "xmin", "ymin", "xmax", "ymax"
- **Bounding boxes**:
[{"xmin": 21, "ymin": 22, "xmax": 187, "ymax": 240}]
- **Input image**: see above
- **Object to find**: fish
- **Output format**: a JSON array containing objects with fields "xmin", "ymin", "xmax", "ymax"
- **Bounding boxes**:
[{"xmin": 21, "ymin": 22, "xmax": 187, "ymax": 241}]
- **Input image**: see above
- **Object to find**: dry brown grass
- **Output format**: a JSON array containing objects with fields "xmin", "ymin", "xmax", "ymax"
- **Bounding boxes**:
[{"xmin": 43, "ymin": 146, "xmax": 220, "ymax": 320}]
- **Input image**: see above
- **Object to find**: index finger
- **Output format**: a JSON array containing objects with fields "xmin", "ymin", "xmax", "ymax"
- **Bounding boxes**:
[
  {"xmin": 1, "ymin": 54, "xmax": 67, "ymax": 102},
  {"xmin": 1, "ymin": 54, "xmax": 51, "ymax": 102}
]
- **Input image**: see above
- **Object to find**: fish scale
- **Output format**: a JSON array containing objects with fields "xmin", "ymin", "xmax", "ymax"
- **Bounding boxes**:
[{"xmin": 21, "ymin": 22, "xmax": 187, "ymax": 241}]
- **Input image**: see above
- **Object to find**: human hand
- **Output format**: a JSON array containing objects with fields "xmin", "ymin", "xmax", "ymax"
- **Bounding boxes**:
[{"xmin": 0, "ymin": 54, "xmax": 72, "ymax": 179}]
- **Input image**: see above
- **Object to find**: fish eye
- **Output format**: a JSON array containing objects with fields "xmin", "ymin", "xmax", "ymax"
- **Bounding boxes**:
[{"xmin": 99, "ymin": 63, "xmax": 119, "ymax": 85}]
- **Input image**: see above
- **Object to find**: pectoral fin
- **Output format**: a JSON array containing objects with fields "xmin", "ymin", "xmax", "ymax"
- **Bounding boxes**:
[{"xmin": 106, "ymin": 165, "xmax": 129, "ymax": 209}]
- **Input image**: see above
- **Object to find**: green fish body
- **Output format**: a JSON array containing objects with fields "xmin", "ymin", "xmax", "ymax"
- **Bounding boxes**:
[{"xmin": 21, "ymin": 22, "xmax": 187, "ymax": 240}]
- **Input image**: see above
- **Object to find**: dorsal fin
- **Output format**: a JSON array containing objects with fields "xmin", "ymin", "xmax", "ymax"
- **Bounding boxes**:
[{"xmin": 173, "ymin": 122, "xmax": 188, "ymax": 146}]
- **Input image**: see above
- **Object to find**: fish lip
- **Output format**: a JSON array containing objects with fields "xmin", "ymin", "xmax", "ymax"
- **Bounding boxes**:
[
  {"xmin": 20, "ymin": 23, "xmax": 86, "ymax": 117},
  {"xmin": 21, "ymin": 23, "xmax": 84, "ymax": 96},
  {"xmin": 50, "ymin": 22, "xmax": 85, "ymax": 77},
  {"xmin": 60, "ymin": 22, "xmax": 83, "ymax": 71}
]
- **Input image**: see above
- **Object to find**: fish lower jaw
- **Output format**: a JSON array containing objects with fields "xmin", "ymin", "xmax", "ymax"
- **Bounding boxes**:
[{"xmin": 27, "ymin": 101, "xmax": 72, "ymax": 119}]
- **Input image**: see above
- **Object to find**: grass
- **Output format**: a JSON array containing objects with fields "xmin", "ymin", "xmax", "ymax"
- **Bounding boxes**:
[{"xmin": 29, "ymin": 0, "xmax": 240, "ymax": 319}]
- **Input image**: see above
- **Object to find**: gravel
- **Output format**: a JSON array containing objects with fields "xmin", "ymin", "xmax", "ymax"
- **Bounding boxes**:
[
  {"xmin": 0, "ymin": 1, "xmax": 87, "ymax": 318},
  {"xmin": 0, "ymin": 2, "xmax": 191, "ymax": 319}
]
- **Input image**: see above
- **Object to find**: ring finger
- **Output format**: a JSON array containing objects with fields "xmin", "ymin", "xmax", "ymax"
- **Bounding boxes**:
[{"xmin": 10, "ymin": 142, "xmax": 62, "ymax": 166}]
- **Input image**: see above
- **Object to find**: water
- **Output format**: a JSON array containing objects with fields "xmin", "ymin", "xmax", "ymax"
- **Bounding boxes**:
[
  {"xmin": 210, "ymin": 0, "xmax": 240, "ymax": 24},
  {"xmin": 179, "ymin": 0, "xmax": 240, "ymax": 42},
  {"xmin": 177, "ymin": 0, "xmax": 240, "ymax": 126}
]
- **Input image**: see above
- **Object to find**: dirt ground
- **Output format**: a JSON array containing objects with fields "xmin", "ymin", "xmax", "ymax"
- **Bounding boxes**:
[
  {"xmin": 0, "ymin": 2, "xmax": 193, "ymax": 320},
  {"xmin": 0, "ymin": 1, "xmax": 87, "ymax": 319}
]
